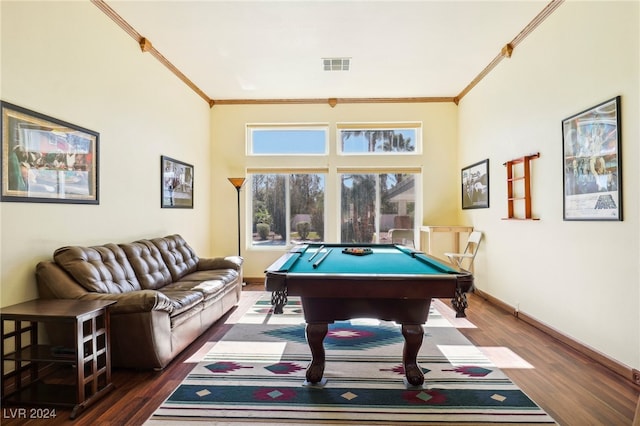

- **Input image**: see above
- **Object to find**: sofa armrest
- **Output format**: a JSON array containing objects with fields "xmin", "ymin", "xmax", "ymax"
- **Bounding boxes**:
[
  {"xmin": 197, "ymin": 256, "xmax": 243, "ymax": 271},
  {"xmin": 37, "ymin": 261, "xmax": 89, "ymax": 299},
  {"xmin": 77, "ymin": 290, "xmax": 174, "ymax": 314}
]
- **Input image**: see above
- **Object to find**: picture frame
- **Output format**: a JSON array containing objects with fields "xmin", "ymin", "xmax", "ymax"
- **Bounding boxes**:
[
  {"xmin": 1, "ymin": 101, "xmax": 99, "ymax": 204},
  {"xmin": 461, "ymin": 159, "xmax": 489, "ymax": 209},
  {"xmin": 562, "ymin": 96, "xmax": 622, "ymax": 221},
  {"xmin": 161, "ymin": 155, "xmax": 193, "ymax": 208}
]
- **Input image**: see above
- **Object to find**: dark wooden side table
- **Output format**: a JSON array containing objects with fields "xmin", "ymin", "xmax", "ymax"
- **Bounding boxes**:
[{"xmin": 1, "ymin": 299, "xmax": 116, "ymax": 419}]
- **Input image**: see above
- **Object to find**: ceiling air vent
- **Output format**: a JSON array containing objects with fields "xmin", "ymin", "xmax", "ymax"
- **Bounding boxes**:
[{"xmin": 323, "ymin": 57, "xmax": 350, "ymax": 71}]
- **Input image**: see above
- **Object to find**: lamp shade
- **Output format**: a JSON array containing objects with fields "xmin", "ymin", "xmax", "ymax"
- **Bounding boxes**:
[{"xmin": 228, "ymin": 177, "xmax": 246, "ymax": 189}]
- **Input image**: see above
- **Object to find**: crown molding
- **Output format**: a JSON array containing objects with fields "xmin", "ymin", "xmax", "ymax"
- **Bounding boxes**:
[{"xmin": 211, "ymin": 97, "xmax": 457, "ymax": 107}]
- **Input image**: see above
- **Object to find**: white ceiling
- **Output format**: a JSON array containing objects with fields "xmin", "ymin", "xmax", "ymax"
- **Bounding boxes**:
[{"xmin": 105, "ymin": 1, "xmax": 551, "ymax": 101}]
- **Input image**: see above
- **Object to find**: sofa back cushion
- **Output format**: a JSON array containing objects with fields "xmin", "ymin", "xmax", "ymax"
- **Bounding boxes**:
[
  {"xmin": 151, "ymin": 234, "xmax": 199, "ymax": 281},
  {"xmin": 53, "ymin": 244, "xmax": 141, "ymax": 293},
  {"xmin": 120, "ymin": 240, "xmax": 173, "ymax": 290}
]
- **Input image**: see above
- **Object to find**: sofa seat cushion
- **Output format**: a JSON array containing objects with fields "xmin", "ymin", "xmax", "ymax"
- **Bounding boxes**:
[
  {"xmin": 157, "ymin": 288, "xmax": 204, "ymax": 318},
  {"xmin": 180, "ymin": 269, "xmax": 239, "ymax": 287},
  {"xmin": 161, "ymin": 279, "xmax": 231, "ymax": 311},
  {"xmin": 167, "ymin": 279, "xmax": 224, "ymax": 297}
]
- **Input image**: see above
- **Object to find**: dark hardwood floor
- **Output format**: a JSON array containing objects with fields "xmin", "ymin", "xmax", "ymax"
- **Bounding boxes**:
[{"xmin": 3, "ymin": 284, "xmax": 638, "ymax": 425}]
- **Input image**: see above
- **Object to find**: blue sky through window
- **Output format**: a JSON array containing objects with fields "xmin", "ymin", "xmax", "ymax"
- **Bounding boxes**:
[{"xmin": 252, "ymin": 129, "xmax": 326, "ymax": 154}]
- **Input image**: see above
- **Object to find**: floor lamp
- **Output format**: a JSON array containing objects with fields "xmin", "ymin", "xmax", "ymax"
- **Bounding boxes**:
[{"xmin": 227, "ymin": 177, "xmax": 246, "ymax": 257}]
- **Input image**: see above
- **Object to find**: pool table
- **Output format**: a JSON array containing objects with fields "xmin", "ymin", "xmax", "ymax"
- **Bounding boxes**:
[{"xmin": 264, "ymin": 243, "xmax": 473, "ymax": 386}]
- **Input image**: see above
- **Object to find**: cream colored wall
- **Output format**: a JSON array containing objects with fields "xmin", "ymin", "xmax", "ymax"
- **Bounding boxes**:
[
  {"xmin": 459, "ymin": 1, "xmax": 639, "ymax": 369},
  {"xmin": 210, "ymin": 102, "xmax": 460, "ymax": 277},
  {"xmin": 0, "ymin": 2, "xmax": 211, "ymax": 307}
]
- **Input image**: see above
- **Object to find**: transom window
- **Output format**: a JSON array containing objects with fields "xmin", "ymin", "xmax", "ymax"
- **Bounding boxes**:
[
  {"xmin": 248, "ymin": 124, "xmax": 328, "ymax": 155},
  {"xmin": 338, "ymin": 123, "xmax": 421, "ymax": 154}
]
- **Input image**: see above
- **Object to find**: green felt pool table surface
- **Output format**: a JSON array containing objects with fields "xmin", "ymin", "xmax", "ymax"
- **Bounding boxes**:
[{"xmin": 271, "ymin": 243, "xmax": 458, "ymax": 276}]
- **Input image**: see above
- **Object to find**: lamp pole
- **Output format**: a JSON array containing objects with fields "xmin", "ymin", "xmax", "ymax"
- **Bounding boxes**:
[{"xmin": 227, "ymin": 177, "xmax": 246, "ymax": 257}]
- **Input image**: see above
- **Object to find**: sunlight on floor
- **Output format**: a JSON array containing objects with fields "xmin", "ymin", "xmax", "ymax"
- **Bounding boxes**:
[
  {"xmin": 438, "ymin": 344, "xmax": 494, "ymax": 367},
  {"xmin": 205, "ymin": 341, "xmax": 286, "ymax": 363},
  {"xmin": 224, "ymin": 292, "xmax": 263, "ymax": 324},
  {"xmin": 438, "ymin": 344, "xmax": 534, "ymax": 369},
  {"xmin": 477, "ymin": 346, "xmax": 535, "ymax": 369},
  {"xmin": 184, "ymin": 341, "xmax": 217, "ymax": 363}
]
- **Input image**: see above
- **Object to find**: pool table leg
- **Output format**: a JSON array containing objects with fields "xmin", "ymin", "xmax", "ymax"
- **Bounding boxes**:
[
  {"xmin": 305, "ymin": 323, "xmax": 328, "ymax": 384},
  {"xmin": 402, "ymin": 324, "xmax": 425, "ymax": 386},
  {"xmin": 271, "ymin": 289, "xmax": 288, "ymax": 314},
  {"xmin": 451, "ymin": 287, "xmax": 468, "ymax": 318}
]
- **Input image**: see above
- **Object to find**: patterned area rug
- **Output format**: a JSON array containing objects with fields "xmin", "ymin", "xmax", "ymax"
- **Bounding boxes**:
[{"xmin": 146, "ymin": 293, "xmax": 555, "ymax": 425}]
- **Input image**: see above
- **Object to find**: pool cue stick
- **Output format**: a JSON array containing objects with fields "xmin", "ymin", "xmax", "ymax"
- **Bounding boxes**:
[
  {"xmin": 313, "ymin": 248, "xmax": 332, "ymax": 269},
  {"xmin": 308, "ymin": 245, "xmax": 325, "ymax": 261}
]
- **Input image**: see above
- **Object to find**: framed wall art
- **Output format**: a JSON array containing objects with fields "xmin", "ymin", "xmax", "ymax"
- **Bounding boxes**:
[
  {"xmin": 562, "ymin": 96, "xmax": 622, "ymax": 221},
  {"xmin": 161, "ymin": 155, "xmax": 193, "ymax": 208},
  {"xmin": 462, "ymin": 159, "xmax": 489, "ymax": 209},
  {"xmin": 1, "ymin": 101, "xmax": 99, "ymax": 204}
]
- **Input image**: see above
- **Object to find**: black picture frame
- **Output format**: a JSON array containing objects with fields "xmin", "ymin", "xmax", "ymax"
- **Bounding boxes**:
[
  {"xmin": 1, "ymin": 101, "xmax": 99, "ymax": 204},
  {"xmin": 462, "ymin": 159, "xmax": 489, "ymax": 209},
  {"xmin": 562, "ymin": 96, "xmax": 622, "ymax": 221},
  {"xmin": 161, "ymin": 155, "xmax": 193, "ymax": 208}
]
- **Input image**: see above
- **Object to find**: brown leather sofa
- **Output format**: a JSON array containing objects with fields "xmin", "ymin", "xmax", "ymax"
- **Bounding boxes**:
[{"xmin": 36, "ymin": 234, "xmax": 243, "ymax": 370}]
